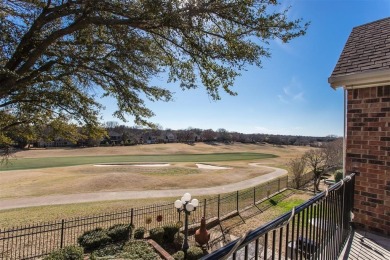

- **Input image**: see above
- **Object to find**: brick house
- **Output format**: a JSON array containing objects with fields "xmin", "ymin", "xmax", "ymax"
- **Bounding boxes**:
[{"xmin": 328, "ymin": 17, "xmax": 390, "ymax": 235}]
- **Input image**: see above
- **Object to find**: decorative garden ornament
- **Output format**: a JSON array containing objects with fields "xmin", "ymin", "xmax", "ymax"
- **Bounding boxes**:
[{"xmin": 195, "ymin": 217, "xmax": 210, "ymax": 248}]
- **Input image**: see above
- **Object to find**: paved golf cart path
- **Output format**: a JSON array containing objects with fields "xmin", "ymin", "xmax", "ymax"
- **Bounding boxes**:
[{"xmin": 0, "ymin": 165, "xmax": 287, "ymax": 210}]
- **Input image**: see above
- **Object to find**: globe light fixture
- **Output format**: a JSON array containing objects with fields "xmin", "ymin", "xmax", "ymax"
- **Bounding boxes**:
[{"xmin": 174, "ymin": 193, "xmax": 198, "ymax": 259}]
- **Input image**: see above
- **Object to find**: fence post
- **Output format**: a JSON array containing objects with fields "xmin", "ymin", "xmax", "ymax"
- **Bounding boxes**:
[
  {"xmin": 236, "ymin": 191, "xmax": 239, "ymax": 212},
  {"xmin": 130, "ymin": 208, "xmax": 134, "ymax": 227},
  {"xmin": 218, "ymin": 194, "xmax": 221, "ymax": 219},
  {"xmin": 253, "ymin": 187, "xmax": 256, "ymax": 205},
  {"xmin": 203, "ymin": 199, "xmax": 207, "ymax": 218},
  {"xmin": 60, "ymin": 219, "xmax": 65, "ymax": 249},
  {"xmin": 287, "ymin": 175, "xmax": 289, "ymax": 188}
]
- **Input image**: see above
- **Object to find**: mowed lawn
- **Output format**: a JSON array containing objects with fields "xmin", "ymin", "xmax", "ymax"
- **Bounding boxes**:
[{"xmin": 1, "ymin": 152, "xmax": 276, "ymax": 171}]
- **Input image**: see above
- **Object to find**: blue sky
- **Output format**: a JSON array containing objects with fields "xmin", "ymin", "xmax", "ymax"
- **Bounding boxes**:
[{"xmin": 101, "ymin": 0, "xmax": 390, "ymax": 137}]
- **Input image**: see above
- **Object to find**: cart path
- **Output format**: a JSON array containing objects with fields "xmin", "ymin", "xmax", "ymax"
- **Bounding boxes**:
[{"xmin": 0, "ymin": 166, "xmax": 287, "ymax": 210}]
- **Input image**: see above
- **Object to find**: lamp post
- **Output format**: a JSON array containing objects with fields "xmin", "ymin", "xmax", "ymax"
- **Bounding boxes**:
[{"xmin": 174, "ymin": 193, "xmax": 199, "ymax": 259}]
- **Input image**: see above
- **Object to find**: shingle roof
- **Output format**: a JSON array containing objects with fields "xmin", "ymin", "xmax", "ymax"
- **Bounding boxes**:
[{"xmin": 330, "ymin": 17, "xmax": 390, "ymax": 78}]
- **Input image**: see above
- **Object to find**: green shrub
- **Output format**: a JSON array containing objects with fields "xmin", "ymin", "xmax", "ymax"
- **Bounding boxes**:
[
  {"xmin": 107, "ymin": 224, "xmax": 132, "ymax": 242},
  {"xmin": 93, "ymin": 243, "xmax": 123, "ymax": 257},
  {"xmin": 172, "ymin": 250, "xmax": 185, "ymax": 260},
  {"xmin": 163, "ymin": 224, "xmax": 180, "ymax": 243},
  {"xmin": 173, "ymin": 232, "xmax": 184, "ymax": 249},
  {"xmin": 149, "ymin": 227, "xmax": 164, "ymax": 244},
  {"xmin": 44, "ymin": 245, "xmax": 83, "ymax": 260},
  {"xmin": 335, "ymin": 170, "xmax": 343, "ymax": 183},
  {"xmin": 187, "ymin": 246, "xmax": 205, "ymax": 260},
  {"xmin": 133, "ymin": 227, "xmax": 146, "ymax": 239},
  {"xmin": 121, "ymin": 240, "xmax": 161, "ymax": 260},
  {"xmin": 77, "ymin": 228, "xmax": 111, "ymax": 251}
]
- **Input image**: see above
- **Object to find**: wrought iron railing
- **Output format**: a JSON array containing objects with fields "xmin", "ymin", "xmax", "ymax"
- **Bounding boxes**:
[{"xmin": 202, "ymin": 173, "xmax": 355, "ymax": 260}]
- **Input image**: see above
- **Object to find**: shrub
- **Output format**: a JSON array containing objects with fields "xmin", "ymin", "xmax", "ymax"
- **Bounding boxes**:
[
  {"xmin": 93, "ymin": 243, "xmax": 123, "ymax": 257},
  {"xmin": 173, "ymin": 232, "xmax": 184, "ymax": 249},
  {"xmin": 44, "ymin": 245, "xmax": 83, "ymax": 260},
  {"xmin": 335, "ymin": 170, "xmax": 343, "ymax": 183},
  {"xmin": 172, "ymin": 250, "xmax": 185, "ymax": 260},
  {"xmin": 149, "ymin": 227, "xmax": 164, "ymax": 244},
  {"xmin": 107, "ymin": 224, "xmax": 132, "ymax": 242},
  {"xmin": 163, "ymin": 224, "xmax": 180, "ymax": 243},
  {"xmin": 121, "ymin": 240, "xmax": 161, "ymax": 260},
  {"xmin": 133, "ymin": 227, "xmax": 146, "ymax": 239},
  {"xmin": 187, "ymin": 246, "xmax": 205, "ymax": 260},
  {"xmin": 77, "ymin": 228, "xmax": 111, "ymax": 251}
]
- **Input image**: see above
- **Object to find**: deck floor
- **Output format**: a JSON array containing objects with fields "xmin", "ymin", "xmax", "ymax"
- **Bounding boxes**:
[{"xmin": 339, "ymin": 229, "xmax": 390, "ymax": 260}]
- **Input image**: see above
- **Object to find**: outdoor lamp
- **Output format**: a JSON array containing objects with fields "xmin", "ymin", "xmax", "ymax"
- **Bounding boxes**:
[{"xmin": 174, "ymin": 193, "xmax": 198, "ymax": 259}]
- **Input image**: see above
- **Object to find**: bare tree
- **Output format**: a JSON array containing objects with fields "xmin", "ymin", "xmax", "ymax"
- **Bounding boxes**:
[
  {"xmin": 303, "ymin": 149, "xmax": 327, "ymax": 193},
  {"xmin": 288, "ymin": 157, "xmax": 307, "ymax": 189},
  {"xmin": 323, "ymin": 138, "xmax": 343, "ymax": 169}
]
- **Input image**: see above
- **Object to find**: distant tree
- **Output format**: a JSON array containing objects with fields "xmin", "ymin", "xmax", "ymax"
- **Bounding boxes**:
[
  {"xmin": 217, "ymin": 128, "xmax": 232, "ymax": 143},
  {"xmin": 288, "ymin": 157, "xmax": 307, "ymax": 189},
  {"xmin": 78, "ymin": 124, "xmax": 107, "ymax": 147},
  {"xmin": 104, "ymin": 121, "xmax": 120, "ymax": 130},
  {"xmin": 202, "ymin": 129, "xmax": 217, "ymax": 142},
  {"xmin": 323, "ymin": 138, "xmax": 343, "ymax": 169},
  {"xmin": 0, "ymin": 0, "xmax": 308, "ymax": 157},
  {"xmin": 303, "ymin": 149, "xmax": 327, "ymax": 193}
]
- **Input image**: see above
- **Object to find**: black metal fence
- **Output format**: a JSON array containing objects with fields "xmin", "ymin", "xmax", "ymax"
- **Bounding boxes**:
[
  {"xmin": 0, "ymin": 176, "xmax": 292, "ymax": 259},
  {"xmin": 202, "ymin": 173, "xmax": 355, "ymax": 260}
]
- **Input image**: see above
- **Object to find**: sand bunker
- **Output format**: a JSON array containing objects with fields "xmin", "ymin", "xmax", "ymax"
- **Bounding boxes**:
[
  {"xmin": 195, "ymin": 163, "xmax": 232, "ymax": 170},
  {"xmin": 248, "ymin": 163, "xmax": 267, "ymax": 167},
  {"xmin": 94, "ymin": 163, "xmax": 170, "ymax": 167}
]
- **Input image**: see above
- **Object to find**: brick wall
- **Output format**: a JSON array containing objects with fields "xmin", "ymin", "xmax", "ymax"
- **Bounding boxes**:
[{"xmin": 346, "ymin": 85, "xmax": 390, "ymax": 236}]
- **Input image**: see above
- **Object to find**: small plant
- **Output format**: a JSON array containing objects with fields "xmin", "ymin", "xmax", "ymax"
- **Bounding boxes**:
[
  {"xmin": 335, "ymin": 170, "xmax": 343, "ymax": 183},
  {"xmin": 133, "ymin": 227, "xmax": 146, "ymax": 239},
  {"xmin": 77, "ymin": 228, "xmax": 111, "ymax": 251},
  {"xmin": 43, "ymin": 245, "xmax": 83, "ymax": 260},
  {"xmin": 173, "ymin": 232, "xmax": 185, "ymax": 249},
  {"xmin": 149, "ymin": 227, "xmax": 164, "ymax": 244},
  {"xmin": 172, "ymin": 250, "xmax": 185, "ymax": 260},
  {"xmin": 121, "ymin": 240, "xmax": 161, "ymax": 260},
  {"xmin": 93, "ymin": 243, "xmax": 123, "ymax": 257},
  {"xmin": 107, "ymin": 224, "xmax": 132, "ymax": 242},
  {"xmin": 187, "ymin": 246, "xmax": 205, "ymax": 260},
  {"xmin": 163, "ymin": 224, "xmax": 180, "ymax": 243}
]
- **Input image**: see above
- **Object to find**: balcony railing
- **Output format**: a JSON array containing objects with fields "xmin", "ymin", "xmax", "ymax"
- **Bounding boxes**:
[{"xmin": 202, "ymin": 173, "xmax": 355, "ymax": 260}]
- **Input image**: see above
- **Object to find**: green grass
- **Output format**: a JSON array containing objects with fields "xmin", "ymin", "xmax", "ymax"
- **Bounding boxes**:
[
  {"xmin": 257, "ymin": 191, "xmax": 308, "ymax": 215},
  {"xmin": 0, "ymin": 152, "xmax": 277, "ymax": 171}
]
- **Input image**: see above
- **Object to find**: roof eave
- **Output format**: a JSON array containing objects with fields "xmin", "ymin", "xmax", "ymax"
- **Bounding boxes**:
[{"xmin": 328, "ymin": 69, "xmax": 390, "ymax": 89}]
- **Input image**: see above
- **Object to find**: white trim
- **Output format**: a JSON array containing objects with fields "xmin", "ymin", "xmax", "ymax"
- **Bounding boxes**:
[{"xmin": 328, "ymin": 69, "xmax": 390, "ymax": 89}]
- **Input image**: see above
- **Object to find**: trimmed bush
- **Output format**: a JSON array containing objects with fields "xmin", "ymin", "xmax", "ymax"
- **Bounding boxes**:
[
  {"xmin": 335, "ymin": 170, "xmax": 343, "ymax": 183},
  {"xmin": 149, "ymin": 227, "xmax": 164, "ymax": 244},
  {"xmin": 121, "ymin": 240, "xmax": 161, "ymax": 260},
  {"xmin": 173, "ymin": 232, "xmax": 184, "ymax": 249},
  {"xmin": 77, "ymin": 228, "xmax": 111, "ymax": 251},
  {"xmin": 187, "ymin": 246, "xmax": 205, "ymax": 260},
  {"xmin": 93, "ymin": 243, "xmax": 123, "ymax": 257},
  {"xmin": 133, "ymin": 227, "xmax": 146, "ymax": 239},
  {"xmin": 172, "ymin": 250, "xmax": 185, "ymax": 260},
  {"xmin": 107, "ymin": 224, "xmax": 132, "ymax": 242},
  {"xmin": 163, "ymin": 224, "xmax": 180, "ymax": 243},
  {"xmin": 43, "ymin": 245, "xmax": 83, "ymax": 260}
]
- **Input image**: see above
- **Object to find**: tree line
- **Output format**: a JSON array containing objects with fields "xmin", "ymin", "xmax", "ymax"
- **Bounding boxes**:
[{"xmin": 100, "ymin": 122, "xmax": 339, "ymax": 147}]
